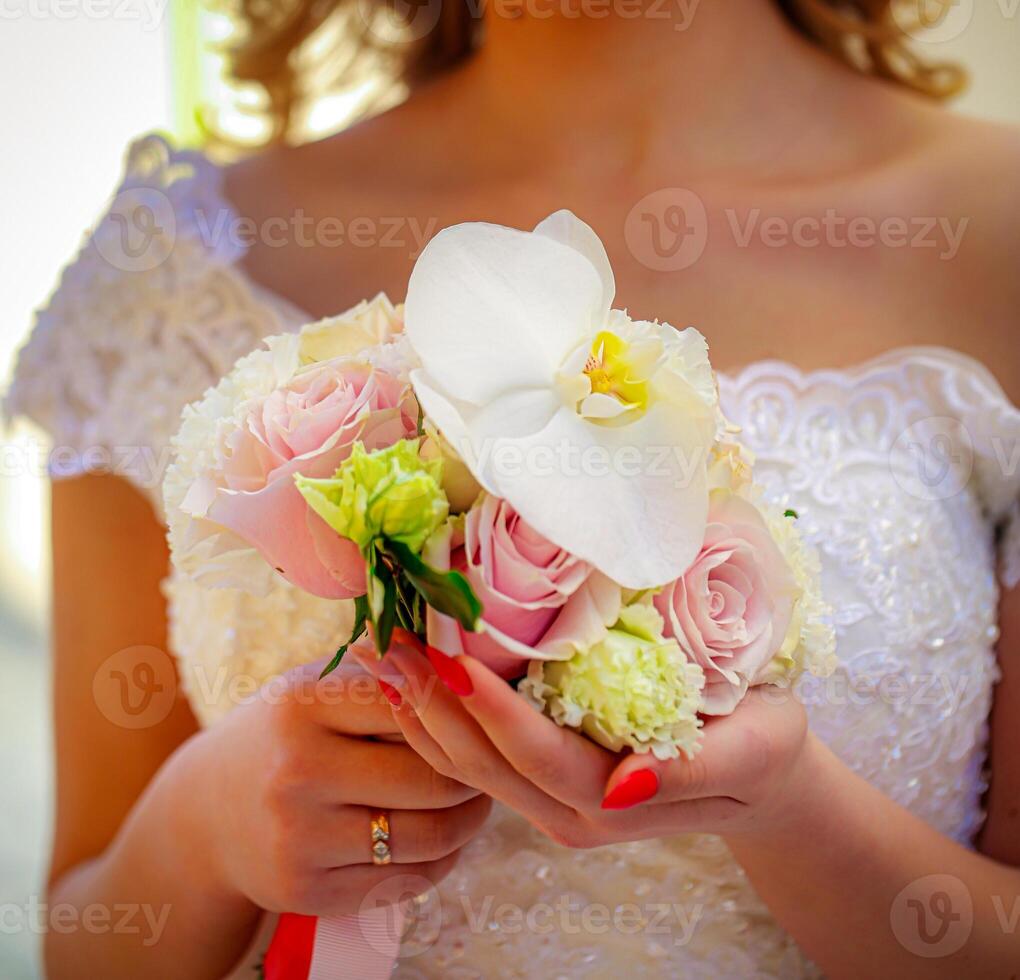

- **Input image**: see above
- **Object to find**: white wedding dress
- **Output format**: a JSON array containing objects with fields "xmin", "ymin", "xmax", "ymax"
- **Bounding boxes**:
[{"xmin": 7, "ymin": 136, "xmax": 1020, "ymax": 978}]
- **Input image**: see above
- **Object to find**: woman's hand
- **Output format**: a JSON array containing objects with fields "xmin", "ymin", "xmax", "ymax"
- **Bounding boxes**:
[
  {"xmin": 354, "ymin": 640, "xmax": 817, "ymax": 850},
  {"xmin": 171, "ymin": 656, "xmax": 492, "ymax": 917}
]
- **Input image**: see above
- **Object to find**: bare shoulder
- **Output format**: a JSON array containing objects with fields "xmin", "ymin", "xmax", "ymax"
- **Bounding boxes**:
[
  {"xmin": 891, "ymin": 105, "xmax": 1020, "ymax": 404},
  {"xmin": 939, "ymin": 113, "xmax": 1020, "ymax": 404},
  {"xmin": 221, "ymin": 95, "xmax": 468, "ymax": 317}
]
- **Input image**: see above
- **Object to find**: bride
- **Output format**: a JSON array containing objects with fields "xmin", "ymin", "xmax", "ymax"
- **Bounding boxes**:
[{"xmin": 7, "ymin": 1, "xmax": 1020, "ymax": 976}]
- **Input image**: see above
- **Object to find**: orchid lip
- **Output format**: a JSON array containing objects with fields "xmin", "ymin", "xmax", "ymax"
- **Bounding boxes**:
[{"xmin": 557, "ymin": 330, "xmax": 653, "ymax": 421}]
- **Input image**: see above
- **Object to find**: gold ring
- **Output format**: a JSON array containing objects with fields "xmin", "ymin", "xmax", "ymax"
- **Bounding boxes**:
[{"xmin": 370, "ymin": 811, "xmax": 392, "ymax": 865}]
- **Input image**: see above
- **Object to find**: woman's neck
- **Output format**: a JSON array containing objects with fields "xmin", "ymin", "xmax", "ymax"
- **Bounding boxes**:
[{"xmin": 451, "ymin": 0, "xmax": 845, "ymax": 180}]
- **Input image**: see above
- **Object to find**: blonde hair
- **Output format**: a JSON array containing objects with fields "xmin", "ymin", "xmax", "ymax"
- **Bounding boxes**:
[
  {"xmin": 778, "ymin": 0, "xmax": 966, "ymax": 99},
  {"xmin": 211, "ymin": 0, "xmax": 964, "ymax": 147}
]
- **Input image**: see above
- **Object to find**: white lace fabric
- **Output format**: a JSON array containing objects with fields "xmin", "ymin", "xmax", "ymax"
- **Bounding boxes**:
[
  {"xmin": 3, "ymin": 136, "xmax": 303, "ymax": 515},
  {"xmin": 5, "ymin": 136, "xmax": 1020, "ymax": 978}
]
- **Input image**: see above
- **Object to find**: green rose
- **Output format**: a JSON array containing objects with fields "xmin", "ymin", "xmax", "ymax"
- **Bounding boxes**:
[
  {"xmin": 296, "ymin": 438, "xmax": 449, "ymax": 553},
  {"xmin": 520, "ymin": 599, "xmax": 705, "ymax": 760}
]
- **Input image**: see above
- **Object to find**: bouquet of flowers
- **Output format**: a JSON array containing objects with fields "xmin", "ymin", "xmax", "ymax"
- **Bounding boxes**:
[{"xmin": 166, "ymin": 210, "xmax": 835, "ymax": 763}]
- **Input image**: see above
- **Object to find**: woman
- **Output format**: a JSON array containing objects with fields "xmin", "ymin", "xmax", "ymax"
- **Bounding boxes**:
[{"xmin": 7, "ymin": 0, "xmax": 1020, "ymax": 976}]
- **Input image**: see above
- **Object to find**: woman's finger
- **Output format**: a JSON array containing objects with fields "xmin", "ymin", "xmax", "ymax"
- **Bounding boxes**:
[
  {"xmin": 389, "ymin": 699, "xmax": 460, "ymax": 779},
  {"xmin": 454, "ymin": 653, "xmax": 616, "ymax": 810},
  {"xmin": 387, "ymin": 795, "xmax": 493, "ymax": 864},
  {"xmin": 364, "ymin": 645, "xmax": 578, "ymax": 828},
  {"xmin": 317, "ymin": 737, "xmax": 480, "ymax": 809},
  {"xmin": 281, "ymin": 658, "xmax": 404, "ymax": 737},
  {"xmin": 603, "ymin": 688, "xmax": 800, "ymax": 806},
  {"xmin": 306, "ymin": 795, "xmax": 494, "ymax": 869}
]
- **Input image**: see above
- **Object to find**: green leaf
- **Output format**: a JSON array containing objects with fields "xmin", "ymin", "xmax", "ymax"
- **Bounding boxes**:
[
  {"xmin": 319, "ymin": 594, "xmax": 369, "ymax": 678},
  {"xmin": 393, "ymin": 572, "xmax": 424, "ymax": 634},
  {"xmin": 784, "ymin": 508, "xmax": 799, "ymax": 520},
  {"xmin": 382, "ymin": 539, "xmax": 483, "ymax": 632},
  {"xmin": 370, "ymin": 557, "xmax": 399, "ymax": 654}
]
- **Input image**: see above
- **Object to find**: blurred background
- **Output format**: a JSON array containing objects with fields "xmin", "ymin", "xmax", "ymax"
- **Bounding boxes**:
[{"xmin": 0, "ymin": 2, "xmax": 1018, "ymax": 976}]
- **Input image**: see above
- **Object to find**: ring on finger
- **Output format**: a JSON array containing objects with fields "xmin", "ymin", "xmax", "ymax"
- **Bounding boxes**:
[{"xmin": 370, "ymin": 810, "xmax": 392, "ymax": 865}]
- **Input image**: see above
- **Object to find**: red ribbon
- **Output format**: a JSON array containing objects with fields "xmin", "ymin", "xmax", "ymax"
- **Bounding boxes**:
[{"xmin": 263, "ymin": 913, "xmax": 317, "ymax": 980}]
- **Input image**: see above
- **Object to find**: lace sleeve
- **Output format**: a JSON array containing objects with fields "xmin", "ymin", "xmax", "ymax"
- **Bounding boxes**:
[
  {"xmin": 2, "ymin": 134, "xmax": 304, "ymax": 516},
  {"xmin": 911, "ymin": 348, "xmax": 1020, "ymax": 590},
  {"xmin": 957, "ymin": 364, "xmax": 1020, "ymax": 591}
]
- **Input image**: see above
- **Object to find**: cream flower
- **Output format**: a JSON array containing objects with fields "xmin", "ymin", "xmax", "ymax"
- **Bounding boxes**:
[
  {"xmin": 298, "ymin": 293, "xmax": 404, "ymax": 364},
  {"xmin": 165, "ymin": 334, "xmax": 305, "ymax": 596},
  {"xmin": 753, "ymin": 498, "xmax": 838, "ymax": 687},
  {"xmin": 520, "ymin": 598, "xmax": 705, "ymax": 760},
  {"xmin": 403, "ymin": 210, "xmax": 718, "ymax": 589}
]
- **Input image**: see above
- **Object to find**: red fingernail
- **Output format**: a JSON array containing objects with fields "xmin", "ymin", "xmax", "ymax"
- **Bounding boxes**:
[
  {"xmin": 601, "ymin": 769, "xmax": 659, "ymax": 810},
  {"xmin": 391, "ymin": 627, "xmax": 426, "ymax": 655},
  {"xmin": 378, "ymin": 679, "xmax": 402, "ymax": 707},
  {"xmin": 426, "ymin": 646, "xmax": 473, "ymax": 697}
]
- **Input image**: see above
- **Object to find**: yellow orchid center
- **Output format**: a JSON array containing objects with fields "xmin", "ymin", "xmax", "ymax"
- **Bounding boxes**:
[{"xmin": 584, "ymin": 331, "xmax": 649, "ymax": 411}]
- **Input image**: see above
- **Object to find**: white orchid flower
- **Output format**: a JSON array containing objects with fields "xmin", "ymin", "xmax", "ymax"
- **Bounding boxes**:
[{"xmin": 404, "ymin": 210, "xmax": 718, "ymax": 588}]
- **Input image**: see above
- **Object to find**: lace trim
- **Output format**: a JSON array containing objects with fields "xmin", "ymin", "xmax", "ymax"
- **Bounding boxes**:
[
  {"xmin": 723, "ymin": 346, "xmax": 1020, "ymax": 588},
  {"xmin": 2, "ymin": 134, "xmax": 303, "ymax": 514}
]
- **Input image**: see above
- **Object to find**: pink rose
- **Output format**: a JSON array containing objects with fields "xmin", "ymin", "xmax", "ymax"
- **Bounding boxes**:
[
  {"xmin": 655, "ymin": 492, "xmax": 796, "ymax": 715},
  {"xmin": 188, "ymin": 359, "xmax": 418, "ymax": 599},
  {"xmin": 423, "ymin": 495, "xmax": 620, "ymax": 679}
]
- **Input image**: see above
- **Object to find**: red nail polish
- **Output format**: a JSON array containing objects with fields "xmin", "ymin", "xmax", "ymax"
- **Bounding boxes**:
[
  {"xmin": 426, "ymin": 646, "xmax": 473, "ymax": 697},
  {"xmin": 378, "ymin": 680, "xmax": 402, "ymax": 707},
  {"xmin": 391, "ymin": 627, "xmax": 426, "ymax": 655},
  {"xmin": 601, "ymin": 769, "xmax": 659, "ymax": 810}
]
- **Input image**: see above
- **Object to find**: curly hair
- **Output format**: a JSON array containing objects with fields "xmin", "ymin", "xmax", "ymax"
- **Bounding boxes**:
[{"xmin": 210, "ymin": 0, "xmax": 965, "ymax": 146}]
